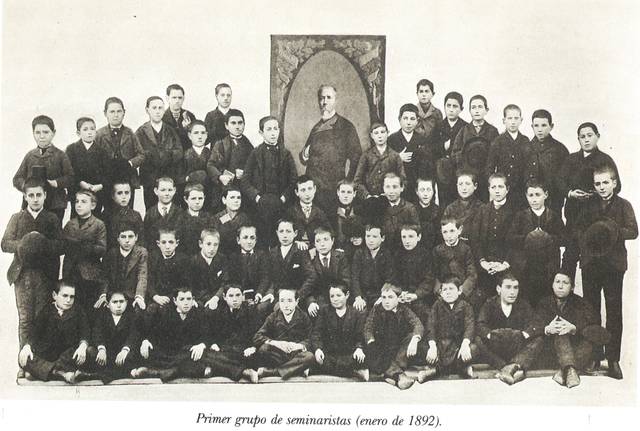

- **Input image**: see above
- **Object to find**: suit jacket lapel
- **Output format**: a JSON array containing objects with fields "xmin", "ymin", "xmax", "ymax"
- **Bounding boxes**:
[
  {"xmin": 124, "ymin": 248, "xmax": 140, "ymax": 277},
  {"xmin": 143, "ymin": 123, "xmax": 158, "ymax": 146}
]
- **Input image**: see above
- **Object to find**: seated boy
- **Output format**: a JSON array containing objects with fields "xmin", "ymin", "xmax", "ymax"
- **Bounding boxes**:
[
  {"xmin": 213, "ymin": 186, "xmax": 252, "ymax": 256},
  {"xmin": 103, "ymin": 180, "xmax": 144, "ymax": 249},
  {"xmin": 88, "ymin": 291, "xmax": 140, "ymax": 383},
  {"xmin": 311, "ymin": 285, "xmax": 368, "ymax": 380},
  {"xmin": 253, "ymin": 288, "xmax": 316, "ymax": 380},
  {"xmin": 415, "ymin": 177, "xmax": 442, "ymax": 252},
  {"xmin": 65, "ymin": 117, "xmax": 108, "ymax": 216},
  {"xmin": 132, "ymin": 287, "xmax": 211, "ymax": 381},
  {"xmin": 350, "ymin": 223, "xmax": 394, "ymax": 311},
  {"xmin": 435, "ymin": 91, "xmax": 467, "ymax": 208},
  {"xmin": 433, "ymin": 218, "xmax": 478, "ymax": 310},
  {"xmin": 18, "ymin": 282, "xmax": 91, "ymax": 383},
  {"xmin": 177, "ymin": 182, "xmax": 215, "ymax": 256},
  {"xmin": 143, "ymin": 176, "xmax": 184, "ymax": 250},
  {"xmin": 476, "ymin": 273, "xmax": 543, "ymax": 385},
  {"xmin": 147, "ymin": 228, "xmax": 189, "ymax": 314},
  {"xmin": 268, "ymin": 218, "xmax": 314, "ymax": 296},
  {"xmin": 381, "ymin": 172, "xmax": 419, "ymax": 251},
  {"xmin": 62, "ymin": 190, "xmax": 107, "ymax": 315},
  {"xmin": 2, "ymin": 178, "xmax": 64, "ymax": 353},
  {"xmin": 426, "ymin": 277, "xmax": 477, "ymax": 378},
  {"xmin": 205, "ymin": 284, "xmax": 261, "ymax": 383},
  {"xmin": 186, "ymin": 228, "xmax": 229, "ymax": 310},
  {"xmin": 443, "ymin": 170, "xmax": 482, "ymax": 240},
  {"xmin": 532, "ymin": 272, "xmax": 609, "ymax": 388},
  {"xmin": 364, "ymin": 283, "xmax": 428, "ymax": 390},
  {"xmin": 334, "ymin": 179, "xmax": 365, "ymax": 260},
  {"xmin": 300, "ymin": 226, "xmax": 351, "ymax": 317},
  {"xmin": 182, "ymin": 120, "xmax": 211, "ymax": 207},
  {"xmin": 13, "ymin": 115, "xmax": 74, "ymax": 223},
  {"xmin": 286, "ymin": 175, "xmax": 330, "ymax": 250}
]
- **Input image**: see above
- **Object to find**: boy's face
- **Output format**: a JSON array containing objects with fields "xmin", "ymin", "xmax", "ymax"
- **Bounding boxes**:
[
  {"xmin": 53, "ymin": 286, "xmax": 75, "ymax": 311},
  {"xmin": 526, "ymin": 186, "xmax": 547, "ymax": 211},
  {"xmin": 216, "ymin": 87, "xmax": 232, "ymax": 109},
  {"xmin": 225, "ymin": 115, "xmax": 245, "ymax": 137},
  {"xmin": 185, "ymin": 190, "xmax": 205, "ymax": 212},
  {"xmin": 383, "ymin": 177, "xmax": 403, "ymax": 203},
  {"xmin": 276, "ymin": 222, "xmax": 296, "ymax": 247},
  {"xmin": 531, "ymin": 118, "xmax": 553, "ymax": 141},
  {"xmin": 399, "ymin": 112, "xmax": 418, "ymax": 134},
  {"xmin": 154, "ymin": 180, "xmax": 176, "ymax": 205},
  {"xmin": 365, "ymin": 228, "xmax": 384, "ymax": 251},
  {"xmin": 295, "ymin": 180, "xmax": 316, "ymax": 205},
  {"xmin": 594, "ymin": 172, "xmax": 617, "ymax": 200},
  {"xmin": 260, "ymin": 119, "xmax": 280, "ymax": 145},
  {"xmin": 440, "ymin": 282, "xmax": 461, "ymax": 304},
  {"xmin": 112, "ymin": 183, "xmax": 132, "ymax": 207},
  {"xmin": 107, "ymin": 293, "xmax": 127, "ymax": 316},
  {"xmin": 167, "ymin": 89, "xmax": 184, "ymax": 112},
  {"xmin": 488, "ymin": 178, "xmax": 508, "ymax": 201},
  {"xmin": 188, "ymin": 124, "xmax": 207, "ymax": 148},
  {"xmin": 237, "ymin": 227, "xmax": 257, "ymax": 252},
  {"xmin": 497, "ymin": 279, "xmax": 519, "ymax": 305},
  {"xmin": 417, "ymin": 85, "xmax": 434, "ymax": 105},
  {"xmin": 105, "ymin": 102, "xmax": 125, "ymax": 128},
  {"xmin": 552, "ymin": 273, "xmax": 572, "ymax": 299},
  {"xmin": 33, "ymin": 124, "xmax": 55, "ymax": 149},
  {"xmin": 337, "ymin": 184, "xmax": 355, "ymax": 206},
  {"xmin": 503, "ymin": 109, "xmax": 522, "ymax": 133},
  {"xmin": 441, "ymin": 222, "xmax": 462, "ymax": 246},
  {"xmin": 224, "ymin": 287, "xmax": 244, "ymax": 310},
  {"xmin": 444, "ymin": 99, "xmax": 462, "ymax": 121},
  {"xmin": 469, "ymin": 99, "xmax": 488, "ymax": 122},
  {"xmin": 156, "ymin": 232, "xmax": 179, "ymax": 257},
  {"xmin": 380, "ymin": 289, "xmax": 400, "ymax": 311},
  {"xmin": 401, "ymin": 228, "xmax": 421, "ymax": 250},
  {"xmin": 222, "ymin": 190, "xmax": 242, "ymax": 212},
  {"xmin": 173, "ymin": 291, "xmax": 194, "ymax": 314},
  {"xmin": 75, "ymin": 194, "xmax": 95, "ymax": 218},
  {"xmin": 199, "ymin": 234, "xmax": 220, "ymax": 259},
  {"xmin": 77, "ymin": 121, "xmax": 97, "ymax": 143},
  {"xmin": 416, "ymin": 180, "xmax": 434, "ymax": 206},
  {"xmin": 278, "ymin": 290, "xmax": 298, "ymax": 316},
  {"xmin": 457, "ymin": 175, "xmax": 477, "ymax": 199},
  {"xmin": 314, "ymin": 231, "xmax": 334, "ymax": 255},
  {"xmin": 23, "ymin": 186, "xmax": 46, "ymax": 211},
  {"xmin": 578, "ymin": 127, "xmax": 599, "ymax": 152},
  {"xmin": 329, "ymin": 287, "xmax": 348, "ymax": 310},
  {"xmin": 370, "ymin": 126, "xmax": 388, "ymax": 146},
  {"xmin": 117, "ymin": 230, "xmax": 137, "ymax": 252},
  {"xmin": 146, "ymin": 99, "xmax": 165, "ymax": 123}
]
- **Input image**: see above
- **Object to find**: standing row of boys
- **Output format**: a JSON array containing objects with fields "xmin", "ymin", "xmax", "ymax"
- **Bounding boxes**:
[{"xmin": 4, "ymin": 80, "xmax": 637, "ymax": 389}]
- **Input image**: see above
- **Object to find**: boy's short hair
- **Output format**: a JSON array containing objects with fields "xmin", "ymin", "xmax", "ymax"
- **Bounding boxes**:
[
  {"xmin": 200, "ymin": 228, "xmax": 220, "ymax": 241},
  {"xmin": 531, "ymin": 109, "xmax": 553, "ymax": 124},
  {"xmin": 222, "ymin": 186, "xmax": 242, "ymax": 199},
  {"xmin": 441, "ymin": 276, "xmax": 461, "ymax": 288},
  {"xmin": 440, "ymin": 217, "xmax": 461, "ymax": 228},
  {"xmin": 215, "ymin": 83, "xmax": 231, "ymax": 95},
  {"xmin": 259, "ymin": 115, "xmax": 279, "ymax": 132},
  {"xmin": 415, "ymin": 177, "xmax": 435, "ymax": 190},
  {"xmin": 383, "ymin": 172, "xmax": 404, "ymax": 187},
  {"xmin": 498, "ymin": 271, "xmax": 519, "ymax": 286},
  {"xmin": 116, "ymin": 222, "xmax": 138, "ymax": 236},
  {"xmin": 503, "ymin": 104, "xmax": 521, "ymax": 117},
  {"xmin": 554, "ymin": 271, "xmax": 574, "ymax": 286},
  {"xmin": 313, "ymin": 225, "xmax": 334, "ymax": 239},
  {"xmin": 364, "ymin": 223, "xmax": 384, "ymax": 236},
  {"xmin": 183, "ymin": 182, "xmax": 205, "ymax": 199},
  {"xmin": 444, "ymin": 91, "xmax": 463, "ymax": 108},
  {"xmin": 22, "ymin": 177, "xmax": 46, "ymax": 193},
  {"xmin": 317, "ymin": 84, "xmax": 337, "ymax": 98},
  {"xmin": 145, "ymin": 96, "xmax": 163, "ymax": 108},
  {"xmin": 76, "ymin": 116, "xmax": 95, "ymax": 131},
  {"xmin": 107, "ymin": 290, "xmax": 127, "ymax": 301},
  {"xmin": 336, "ymin": 178, "xmax": 355, "ymax": 190},
  {"xmin": 278, "ymin": 287, "xmax": 298, "ymax": 299},
  {"xmin": 381, "ymin": 282, "xmax": 402, "ymax": 296},
  {"xmin": 398, "ymin": 103, "xmax": 419, "ymax": 118},
  {"xmin": 54, "ymin": 280, "xmax": 75, "ymax": 294},
  {"xmin": 295, "ymin": 174, "xmax": 314, "ymax": 189},
  {"xmin": 469, "ymin": 95, "xmax": 488, "ymax": 109},
  {"xmin": 224, "ymin": 109, "xmax": 244, "ymax": 123},
  {"xmin": 222, "ymin": 283, "xmax": 243, "ymax": 296},
  {"xmin": 276, "ymin": 218, "xmax": 296, "ymax": 231},
  {"xmin": 32, "ymin": 115, "xmax": 55, "ymax": 132},
  {"xmin": 112, "ymin": 179, "xmax": 132, "ymax": 193},
  {"xmin": 104, "ymin": 96, "xmax": 125, "ymax": 112},
  {"xmin": 456, "ymin": 169, "xmax": 477, "ymax": 184},
  {"xmin": 172, "ymin": 286, "xmax": 193, "ymax": 298},
  {"xmin": 154, "ymin": 176, "xmax": 175, "ymax": 188},
  {"xmin": 75, "ymin": 190, "xmax": 97, "ymax": 204},
  {"xmin": 593, "ymin": 164, "xmax": 618, "ymax": 181},
  {"xmin": 416, "ymin": 79, "xmax": 434, "ymax": 93},
  {"xmin": 525, "ymin": 178, "xmax": 547, "ymax": 192},
  {"xmin": 157, "ymin": 227, "xmax": 179, "ymax": 241},
  {"xmin": 488, "ymin": 172, "xmax": 508, "ymax": 187},
  {"xmin": 236, "ymin": 224, "xmax": 257, "ymax": 238},
  {"xmin": 328, "ymin": 284, "xmax": 349, "ymax": 295},
  {"xmin": 369, "ymin": 121, "xmax": 388, "ymax": 134},
  {"xmin": 577, "ymin": 121, "xmax": 600, "ymax": 136},
  {"xmin": 400, "ymin": 223, "xmax": 422, "ymax": 236},
  {"xmin": 166, "ymin": 83, "xmax": 184, "ymax": 96},
  {"xmin": 187, "ymin": 119, "xmax": 206, "ymax": 133}
]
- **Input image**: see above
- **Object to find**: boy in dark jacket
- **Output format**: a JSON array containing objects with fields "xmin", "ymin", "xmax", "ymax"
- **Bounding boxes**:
[
  {"xmin": 381, "ymin": 173, "xmax": 419, "ymax": 251},
  {"xmin": 269, "ymin": 219, "xmax": 314, "ymax": 296},
  {"xmin": 435, "ymin": 92, "xmax": 467, "ymax": 208},
  {"xmin": 286, "ymin": 175, "xmax": 330, "ymax": 250},
  {"xmin": 103, "ymin": 180, "xmax": 144, "ymax": 249}
]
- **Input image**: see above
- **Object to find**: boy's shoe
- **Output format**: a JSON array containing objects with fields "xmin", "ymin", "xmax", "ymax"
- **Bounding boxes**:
[
  {"xmin": 607, "ymin": 361, "xmax": 623, "ymax": 380},
  {"xmin": 353, "ymin": 368, "xmax": 370, "ymax": 382},
  {"xmin": 416, "ymin": 366, "xmax": 437, "ymax": 384},
  {"xmin": 565, "ymin": 367, "xmax": 580, "ymax": 388},
  {"xmin": 52, "ymin": 370, "xmax": 77, "ymax": 384},
  {"xmin": 130, "ymin": 367, "xmax": 148, "ymax": 379},
  {"xmin": 552, "ymin": 369, "xmax": 565, "ymax": 386},
  {"xmin": 384, "ymin": 377, "xmax": 397, "ymax": 387},
  {"xmin": 257, "ymin": 367, "xmax": 278, "ymax": 379},
  {"xmin": 17, "ymin": 369, "xmax": 25, "ymax": 379},
  {"xmin": 242, "ymin": 368, "xmax": 259, "ymax": 383},
  {"xmin": 303, "ymin": 368, "xmax": 310, "ymax": 377},
  {"xmin": 396, "ymin": 373, "xmax": 415, "ymax": 390},
  {"xmin": 203, "ymin": 367, "xmax": 212, "ymax": 378},
  {"xmin": 496, "ymin": 364, "xmax": 518, "ymax": 385},
  {"xmin": 462, "ymin": 365, "xmax": 475, "ymax": 379},
  {"xmin": 512, "ymin": 369, "xmax": 526, "ymax": 384},
  {"xmin": 74, "ymin": 370, "xmax": 100, "ymax": 383}
]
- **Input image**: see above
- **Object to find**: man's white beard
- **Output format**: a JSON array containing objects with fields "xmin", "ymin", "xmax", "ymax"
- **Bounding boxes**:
[{"xmin": 321, "ymin": 108, "xmax": 335, "ymax": 120}]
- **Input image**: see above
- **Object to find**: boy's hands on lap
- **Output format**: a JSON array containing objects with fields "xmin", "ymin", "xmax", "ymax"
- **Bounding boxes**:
[
  {"xmin": 407, "ymin": 336, "xmax": 420, "ymax": 357},
  {"xmin": 96, "ymin": 348, "xmax": 107, "ymax": 366},
  {"xmin": 140, "ymin": 339, "xmax": 153, "ymax": 359},
  {"xmin": 190, "ymin": 343, "xmax": 206, "ymax": 361},
  {"xmin": 210, "ymin": 344, "xmax": 220, "ymax": 351},
  {"xmin": 115, "ymin": 349, "xmax": 129, "ymax": 366},
  {"xmin": 18, "ymin": 345, "xmax": 33, "ymax": 368},
  {"xmin": 426, "ymin": 342, "xmax": 438, "ymax": 365},
  {"xmin": 315, "ymin": 349, "xmax": 325, "ymax": 364},
  {"xmin": 353, "ymin": 348, "xmax": 365, "ymax": 363},
  {"xmin": 353, "ymin": 296, "xmax": 366, "ymax": 311},
  {"xmin": 73, "ymin": 343, "xmax": 87, "ymax": 365},
  {"xmin": 243, "ymin": 347, "xmax": 256, "ymax": 357},
  {"xmin": 308, "ymin": 302, "xmax": 319, "ymax": 317},
  {"xmin": 153, "ymin": 295, "xmax": 170, "ymax": 306},
  {"xmin": 205, "ymin": 297, "xmax": 220, "ymax": 310},
  {"xmin": 458, "ymin": 339, "xmax": 472, "ymax": 362}
]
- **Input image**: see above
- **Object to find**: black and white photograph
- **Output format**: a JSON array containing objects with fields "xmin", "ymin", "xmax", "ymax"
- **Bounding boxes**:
[{"xmin": 1, "ymin": 0, "xmax": 639, "ymax": 429}]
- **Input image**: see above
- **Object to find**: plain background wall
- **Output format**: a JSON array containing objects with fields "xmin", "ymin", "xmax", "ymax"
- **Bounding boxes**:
[{"xmin": 1, "ymin": 0, "xmax": 639, "ymax": 412}]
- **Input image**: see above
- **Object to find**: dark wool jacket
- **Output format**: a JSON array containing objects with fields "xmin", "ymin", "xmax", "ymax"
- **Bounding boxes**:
[
  {"xmin": 95, "ymin": 125, "xmax": 145, "ymax": 188},
  {"xmin": 253, "ymin": 308, "xmax": 312, "ymax": 348},
  {"xmin": 354, "ymin": 145, "xmax": 406, "ymax": 198},
  {"xmin": 522, "ymin": 135, "xmax": 569, "ymax": 211},
  {"xmin": 62, "ymin": 215, "xmax": 107, "ymax": 282},
  {"xmin": 92, "ymin": 307, "xmax": 139, "ymax": 354},
  {"xmin": 135, "ymin": 122, "xmax": 183, "ymax": 187},
  {"xmin": 427, "ymin": 297, "xmax": 475, "ymax": 342},
  {"xmin": 208, "ymin": 303, "xmax": 260, "ymax": 351},
  {"xmin": 531, "ymin": 293, "xmax": 598, "ymax": 338},
  {"xmin": 162, "ymin": 108, "xmax": 197, "ymax": 152},
  {"xmin": 207, "ymin": 135, "xmax": 254, "ymax": 187},
  {"xmin": 311, "ymin": 306, "xmax": 366, "ymax": 354},
  {"xmin": 242, "ymin": 143, "xmax": 298, "ymax": 202},
  {"xmin": 477, "ymin": 295, "xmax": 536, "ymax": 339},
  {"xmin": 364, "ymin": 303, "xmax": 424, "ymax": 345},
  {"xmin": 350, "ymin": 247, "xmax": 394, "ymax": 301},
  {"xmin": 101, "ymin": 245, "xmax": 148, "ymax": 300},
  {"xmin": 268, "ymin": 244, "xmax": 314, "ymax": 292},
  {"xmin": 432, "ymin": 241, "xmax": 477, "ymax": 297},
  {"xmin": 28, "ymin": 303, "xmax": 90, "ymax": 361}
]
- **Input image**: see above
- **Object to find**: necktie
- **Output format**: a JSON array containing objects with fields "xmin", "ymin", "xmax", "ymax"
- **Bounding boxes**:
[
  {"xmin": 302, "ymin": 205, "xmax": 311, "ymax": 219},
  {"xmin": 161, "ymin": 206, "xmax": 168, "ymax": 217},
  {"xmin": 474, "ymin": 125, "xmax": 482, "ymax": 134},
  {"xmin": 321, "ymin": 256, "xmax": 329, "ymax": 268}
]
